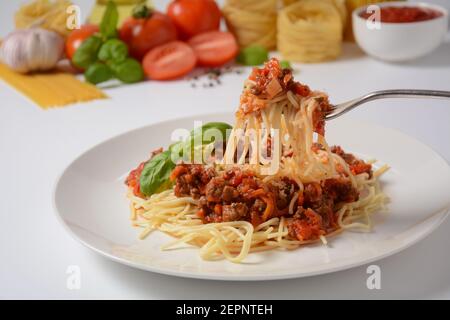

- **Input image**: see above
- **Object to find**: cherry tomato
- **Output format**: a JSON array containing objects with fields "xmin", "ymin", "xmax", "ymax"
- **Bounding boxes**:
[
  {"xmin": 143, "ymin": 41, "xmax": 196, "ymax": 80},
  {"xmin": 65, "ymin": 24, "xmax": 99, "ymax": 60},
  {"xmin": 119, "ymin": 10, "xmax": 177, "ymax": 61},
  {"xmin": 188, "ymin": 31, "xmax": 238, "ymax": 67},
  {"xmin": 167, "ymin": 0, "xmax": 221, "ymax": 40}
]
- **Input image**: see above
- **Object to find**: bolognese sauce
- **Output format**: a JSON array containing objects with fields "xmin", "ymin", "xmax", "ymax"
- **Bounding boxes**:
[
  {"xmin": 166, "ymin": 145, "xmax": 371, "ymax": 242},
  {"xmin": 237, "ymin": 58, "xmax": 331, "ymax": 135}
]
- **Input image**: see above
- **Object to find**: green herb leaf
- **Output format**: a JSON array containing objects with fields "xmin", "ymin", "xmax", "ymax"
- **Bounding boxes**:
[
  {"xmin": 187, "ymin": 122, "xmax": 232, "ymax": 162},
  {"xmin": 100, "ymin": 0, "xmax": 119, "ymax": 39},
  {"xmin": 188, "ymin": 122, "xmax": 232, "ymax": 147},
  {"xmin": 175, "ymin": 122, "xmax": 231, "ymax": 163},
  {"xmin": 139, "ymin": 150, "xmax": 175, "ymax": 196},
  {"xmin": 139, "ymin": 122, "xmax": 232, "ymax": 196},
  {"xmin": 236, "ymin": 45, "xmax": 269, "ymax": 66},
  {"xmin": 72, "ymin": 35, "xmax": 103, "ymax": 69},
  {"xmin": 169, "ymin": 141, "xmax": 184, "ymax": 160},
  {"xmin": 280, "ymin": 60, "xmax": 292, "ymax": 69},
  {"xmin": 109, "ymin": 58, "xmax": 144, "ymax": 83},
  {"xmin": 84, "ymin": 62, "xmax": 113, "ymax": 84},
  {"xmin": 98, "ymin": 39, "xmax": 128, "ymax": 63}
]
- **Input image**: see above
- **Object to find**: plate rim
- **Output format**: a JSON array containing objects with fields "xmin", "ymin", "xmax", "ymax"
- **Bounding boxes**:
[{"xmin": 52, "ymin": 112, "xmax": 450, "ymax": 281}]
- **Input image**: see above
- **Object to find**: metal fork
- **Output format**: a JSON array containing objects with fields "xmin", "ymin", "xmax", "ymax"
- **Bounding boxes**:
[{"xmin": 325, "ymin": 89, "xmax": 450, "ymax": 120}]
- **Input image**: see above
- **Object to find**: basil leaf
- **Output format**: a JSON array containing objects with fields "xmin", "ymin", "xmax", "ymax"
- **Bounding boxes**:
[
  {"xmin": 188, "ymin": 122, "xmax": 232, "ymax": 147},
  {"xmin": 109, "ymin": 58, "xmax": 144, "ymax": 83},
  {"xmin": 72, "ymin": 35, "xmax": 103, "ymax": 69},
  {"xmin": 98, "ymin": 39, "xmax": 128, "ymax": 63},
  {"xmin": 84, "ymin": 62, "xmax": 113, "ymax": 84},
  {"xmin": 185, "ymin": 122, "xmax": 232, "ymax": 163},
  {"xmin": 280, "ymin": 60, "xmax": 292, "ymax": 69},
  {"xmin": 169, "ymin": 141, "xmax": 184, "ymax": 160},
  {"xmin": 237, "ymin": 45, "xmax": 269, "ymax": 66},
  {"xmin": 100, "ymin": 1, "xmax": 119, "ymax": 39},
  {"xmin": 139, "ymin": 123, "xmax": 232, "ymax": 196},
  {"xmin": 139, "ymin": 150, "xmax": 175, "ymax": 197}
]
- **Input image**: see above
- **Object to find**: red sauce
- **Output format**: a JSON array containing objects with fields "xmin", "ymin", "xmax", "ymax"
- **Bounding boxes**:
[
  {"xmin": 359, "ymin": 6, "xmax": 443, "ymax": 23},
  {"xmin": 238, "ymin": 58, "xmax": 330, "ymax": 135},
  {"xmin": 170, "ymin": 148, "xmax": 367, "ymax": 242},
  {"xmin": 238, "ymin": 58, "xmax": 312, "ymax": 118},
  {"xmin": 125, "ymin": 161, "xmax": 147, "ymax": 198}
]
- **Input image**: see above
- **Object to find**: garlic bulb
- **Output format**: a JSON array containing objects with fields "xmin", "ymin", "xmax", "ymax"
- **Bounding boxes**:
[{"xmin": 0, "ymin": 28, "xmax": 64, "ymax": 73}]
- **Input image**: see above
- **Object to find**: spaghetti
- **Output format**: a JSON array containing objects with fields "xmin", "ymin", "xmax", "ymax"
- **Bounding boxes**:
[
  {"xmin": 15, "ymin": 0, "xmax": 73, "ymax": 37},
  {"xmin": 126, "ymin": 58, "xmax": 388, "ymax": 263},
  {"xmin": 278, "ymin": 0, "xmax": 345, "ymax": 62},
  {"xmin": 282, "ymin": 0, "xmax": 347, "ymax": 27},
  {"xmin": 222, "ymin": 0, "xmax": 277, "ymax": 50}
]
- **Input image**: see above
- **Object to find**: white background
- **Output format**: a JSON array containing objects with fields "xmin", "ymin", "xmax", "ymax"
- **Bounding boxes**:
[{"xmin": 1, "ymin": 0, "xmax": 450, "ymax": 299}]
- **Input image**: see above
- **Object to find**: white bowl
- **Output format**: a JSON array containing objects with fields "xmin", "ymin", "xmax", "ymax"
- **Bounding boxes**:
[{"xmin": 353, "ymin": 1, "xmax": 448, "ymax": 62}]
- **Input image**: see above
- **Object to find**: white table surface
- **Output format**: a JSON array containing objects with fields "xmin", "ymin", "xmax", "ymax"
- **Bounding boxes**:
[{"xmin": 1, "ymin": 0, "xmax": 450, "ymax": 299}]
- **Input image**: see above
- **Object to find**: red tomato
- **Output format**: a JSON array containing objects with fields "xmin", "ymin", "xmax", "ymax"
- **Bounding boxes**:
[
  {"xmin": 65, "ymin": 24, "xmax": 99, "ymax": 60},
  {"xmin": 143, "ymin": 41, "xmax": 196, "ymax": 80},
  {"xmin": 188, "ymin": 31, "xmax": 238, "ymax": 67},
  {"xmin": 119, "ymin": 11, "xmax": 177, "ymax": 60},
  {"xmin": 167, "ymin": 0, "xmax": 221, "ymax": 40}
]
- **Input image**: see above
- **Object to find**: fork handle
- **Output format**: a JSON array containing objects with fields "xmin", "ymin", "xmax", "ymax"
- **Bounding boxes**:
[
  {"xmin": 361, "ymin": 89, "xmax": 450, "ymax": 101},
  {"xmin": 328, "ymin": 89, "xmax": 450, "ymax": 120}
]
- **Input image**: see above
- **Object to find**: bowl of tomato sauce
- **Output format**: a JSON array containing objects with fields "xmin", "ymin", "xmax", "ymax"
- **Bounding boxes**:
[{"xmin": 353, "ymin": 1, "xmax": 448, "ymax": 62}]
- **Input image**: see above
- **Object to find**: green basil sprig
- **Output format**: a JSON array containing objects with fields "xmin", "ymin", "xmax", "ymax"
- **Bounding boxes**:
[
  {"xmin": 84, "ymin": 62, "xmax": 113, "ymax": 84},
  {"xmin": 72, "ymin": 35, "xmax": 103, "ymax": 70},
  {"xmin": 98, "ymin": 39, "xmax": 128, "ymax": 63},
  {"xmin": 109, "ymin": 58, "xmax": 144, "ymax": 83},
  {"xmin": 71, "ymin": 1, "xmax": 143, "ymax": 85},
  {"xmin": 187, "ymin": 122, "xmax": 232, "ymax": 162},
  {"xmin": 237, "ymin": 45, "xmax": 269, "ymax": 66},
  {"xmin": 139, "ymin": 151, "xmax": 175, "ymax": 197},
  {"xmin": 139, "ymin": 122, "xmax": 232, "ymax": 197},
  {"xmin": 100, "ymin": 0, "xmax": 119, "ymax": 39},
  {"xmin": 188, "ymin": 122, "xmax": 232, "ymax": 147},
  {"xmin": 280, "ymin": 60, "xmax": 292, "ymax": 70}
]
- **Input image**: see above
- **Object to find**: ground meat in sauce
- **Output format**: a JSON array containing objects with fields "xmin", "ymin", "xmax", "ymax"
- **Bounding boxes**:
[
  {"xmin": 268, "ymin": 177, "xmax": 297, "ymax": 210},
  {"xmin": 331, "ymin": 145, "xmax": 372, "ymax": 176},
  {"xmin": 222, "ymin": 185, "xmax": 239, "ymax": 202},
  {"xmin": 300, "ymin": 177, "xmax": 358, "ymax": 231},
  {"xmin": 237, "ymin": 58, "xmax": 312, "ymax": 118},
  {"xmin": 237, "ymin": 58, "xmax": 332, "ymax": 136},
  {"xmin": 126, "ymin": 145, "xmax": 371, "ymax": 242},
  {"xmin": 169, "ymin": 156, "xmax": 365, "ymax": 241},
  {"xmin": 171, "ymin": 164, "xmax": 216, "ymax": 199},
  {"xmin": 322, "ymin": 178, "xmax": 359, "ymax": 203},
  {"xmin": 223, "ymin": 203, "xmax": 249, "ymax": 222},
  {"xmin": 312, "ymin": 96, "xmax": 332, "ymax": 136},
  {"xmin": 249, "ymin": 59, "xmax": 297, "ymax": 98},
  {"xmin": 288, "ymin": 209, "xmax": 325, "ymax": 241}
]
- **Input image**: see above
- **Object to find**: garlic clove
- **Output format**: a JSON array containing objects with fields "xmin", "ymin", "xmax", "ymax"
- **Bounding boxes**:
[
  {"xmin": 0, "ymin": 30, "xmax": 29, "ymax": 73},
  {"xmin": 0, "ymin": 28, "xmax": 64, "ymax": 74}
]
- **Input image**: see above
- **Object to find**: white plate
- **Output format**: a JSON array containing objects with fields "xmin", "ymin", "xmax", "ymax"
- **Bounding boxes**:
[{"xmin": 53, "ymin": 113, "xmax": 450, "ymax": 281}]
